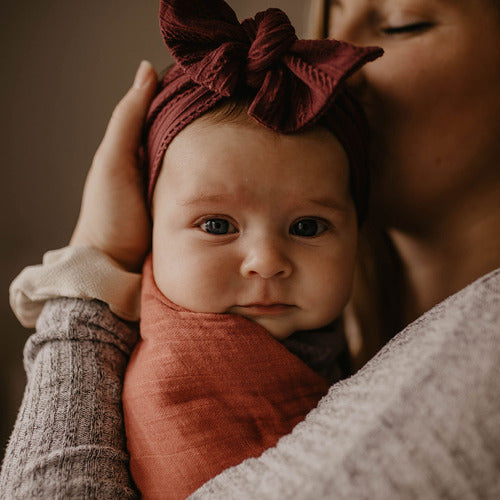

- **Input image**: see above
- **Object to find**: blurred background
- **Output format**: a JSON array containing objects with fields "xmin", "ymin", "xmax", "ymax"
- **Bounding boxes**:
[{"xmin": 0, "ymin": 0, "xmax": 308, "ymax": 463}]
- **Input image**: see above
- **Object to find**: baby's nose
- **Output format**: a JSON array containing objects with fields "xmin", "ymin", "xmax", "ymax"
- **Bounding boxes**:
[{"xmin": 239, "ymin": 236, "xmax": 292, "ymax": 279}]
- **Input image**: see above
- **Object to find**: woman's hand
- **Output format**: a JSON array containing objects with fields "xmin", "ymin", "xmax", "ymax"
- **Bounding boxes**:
[{"xmin": 70, "ymin": 61, "xmax": 158, "ymax": 272}]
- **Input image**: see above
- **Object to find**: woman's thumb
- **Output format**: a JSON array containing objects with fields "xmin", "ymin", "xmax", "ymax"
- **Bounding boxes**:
[{"xmin": 98, "ymin": 61, "xmax": 158, "ymax": 159}]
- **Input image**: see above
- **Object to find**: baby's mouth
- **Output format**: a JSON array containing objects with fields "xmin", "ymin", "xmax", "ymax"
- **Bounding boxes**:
[{"xmin": 235, "ymin": 303, "xmax": 295, "ymax": 316}]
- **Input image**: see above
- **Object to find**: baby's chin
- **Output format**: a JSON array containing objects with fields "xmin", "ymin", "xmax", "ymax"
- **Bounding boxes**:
[
  {"xmin": 156, "ymin": 288, "xmax": 300, "ymax": 340},
  {"xmin": 226, "ymin": 305, "xmax": 337, "ymax": 341},
  {"xmin": 237, "ymin": 315, "xmax": 298, "ymax": 341}
]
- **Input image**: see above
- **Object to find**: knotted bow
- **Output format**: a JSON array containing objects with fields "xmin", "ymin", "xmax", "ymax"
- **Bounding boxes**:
[{"xmin": 145, "ymin": 0, "xmax": 383, "ymax": 220}]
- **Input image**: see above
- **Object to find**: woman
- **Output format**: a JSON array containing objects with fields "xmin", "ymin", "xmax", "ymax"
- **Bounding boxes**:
[
  {"xmin": 313, "ymin": 0, "xmax": 500, "ymax": 364},
  {"xmin": 1, "ymin": 0, "xmax": 499, "ymax": 498}
]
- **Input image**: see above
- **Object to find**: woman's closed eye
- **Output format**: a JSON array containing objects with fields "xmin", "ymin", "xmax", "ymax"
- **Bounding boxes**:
[
  {"xmin": 200, "ymin": 218, "xmax": 238, "ymax": 235},
  {"xmin": 383, "ymin": 22, "xmax": 433, "ymax": 36},
  {"xmin": 289, "ymin": 218, "xmax": 329, "ymax": 238}
]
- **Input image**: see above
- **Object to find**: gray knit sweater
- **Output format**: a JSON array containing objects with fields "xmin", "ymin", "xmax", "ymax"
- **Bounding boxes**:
[{"xmin": 1, "ymin": 269, "xmax": 499, "ymax": 499}]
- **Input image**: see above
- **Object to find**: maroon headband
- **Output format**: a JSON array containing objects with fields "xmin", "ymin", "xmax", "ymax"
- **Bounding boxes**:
[{"xmin": 144, "ymin": 0, "xmax": 383, "ymax": 221}]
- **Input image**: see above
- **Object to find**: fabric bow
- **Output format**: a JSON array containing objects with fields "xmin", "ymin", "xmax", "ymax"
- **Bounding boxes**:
[
  {"xmin": 159, "ymin": 0, "xmax": 382, "ymax": 132},
  {"xmin": 144, "ymin": 0, "xmax": 383, "ymax": 220}
]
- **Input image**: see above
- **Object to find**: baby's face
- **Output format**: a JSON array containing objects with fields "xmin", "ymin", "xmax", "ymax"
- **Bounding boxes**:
[{"xmin": 152, "ymin": 113, "xmax": 358, "ymax": 340}]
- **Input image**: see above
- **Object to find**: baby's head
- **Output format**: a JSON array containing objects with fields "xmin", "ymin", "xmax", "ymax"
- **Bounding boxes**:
[
  {"xmin": 151, "ymin": 104, "xmax": 356, "ymax": 339},
  {"xmin": 143, "ymin": 0, "xmax": 382, "ymax": 339}
]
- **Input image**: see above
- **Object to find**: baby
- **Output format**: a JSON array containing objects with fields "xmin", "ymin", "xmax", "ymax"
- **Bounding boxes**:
[{"xmin": 123, "ymin": 0, "xmax": 382, "ymax": 498}]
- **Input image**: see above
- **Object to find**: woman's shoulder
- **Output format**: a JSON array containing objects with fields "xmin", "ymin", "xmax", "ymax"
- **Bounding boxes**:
[
  {"xmin": 346, "ymin": 266, "xmax": 500, "ymax": 398},
  {"xmin": 372, "ymin": 266, "xmax": 500, "ymax": 379},
  {"xmin": 400, "ymin": 266, "xmax": 499, "ymax": 345}
]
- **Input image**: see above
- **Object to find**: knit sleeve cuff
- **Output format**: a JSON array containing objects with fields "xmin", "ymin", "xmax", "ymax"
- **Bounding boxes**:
[{"xmin": 9, "ymin": 246, "xmax": 141, "ymax": 327}]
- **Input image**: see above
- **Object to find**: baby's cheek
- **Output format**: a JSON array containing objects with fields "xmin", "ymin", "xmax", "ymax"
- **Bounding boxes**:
[
  {"xmin": 155, "ymin": 247, "xmax": 236, "ymax": 313},
  {"xmin": 311, "ymin": 255, "xmax": 354, "ymax": 316}
]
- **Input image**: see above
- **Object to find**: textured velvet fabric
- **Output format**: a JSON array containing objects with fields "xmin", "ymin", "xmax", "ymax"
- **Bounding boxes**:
[
  {"xmin": 122, "ymin": 257, "xmax": 330, "ymax": 499},
  {"xmin": 144, "ymin": 0, "xmax": 383, "ymax": 221}
]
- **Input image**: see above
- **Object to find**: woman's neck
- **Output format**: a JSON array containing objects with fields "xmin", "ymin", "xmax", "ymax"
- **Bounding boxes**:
[{"xmin": 388, "ymin": 189, "xmax": 500, "ymax": 326}]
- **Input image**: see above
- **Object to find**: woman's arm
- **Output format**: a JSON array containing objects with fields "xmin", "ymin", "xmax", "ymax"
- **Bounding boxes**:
[
  {"xmin": 0, "ymin": 298, "xmax": 139, "ymax": 498},
  {"xmin": 1, "ymin": 61, "xmax": 157, "ymax": 497}
]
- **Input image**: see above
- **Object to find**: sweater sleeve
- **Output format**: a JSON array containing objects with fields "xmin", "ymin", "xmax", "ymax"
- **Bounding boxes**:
[
  {"xmin": 9, "ymin": 246, "xmax": 141, "ymax": 327},
  {"xmin": 0, "ymin": 298, "xmax": 139, "ymax": 499}
]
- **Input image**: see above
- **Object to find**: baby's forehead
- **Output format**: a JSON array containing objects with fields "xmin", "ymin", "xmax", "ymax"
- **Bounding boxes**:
[
  {"xmin": 161, "ymin": 109, "xmax": 347, "ymax": 175},
  {"xmin": 152, "ymin": 111, "xmax": 352, "ymax": 217}
]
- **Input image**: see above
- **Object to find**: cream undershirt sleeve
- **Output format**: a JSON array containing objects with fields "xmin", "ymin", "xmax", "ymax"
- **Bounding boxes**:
[{"xmin": 9, "ymin": 246, "xmax": 141, "ymax": 327}]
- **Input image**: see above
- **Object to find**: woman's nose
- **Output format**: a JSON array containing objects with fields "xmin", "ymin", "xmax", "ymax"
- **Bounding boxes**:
[{"xmin": 239, "ymin": 236, "xmax": 292, "ymax": 279}]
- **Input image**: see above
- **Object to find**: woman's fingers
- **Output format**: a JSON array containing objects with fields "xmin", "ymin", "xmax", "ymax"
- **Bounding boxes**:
[
  {"xmin": 70, "ymin": 61, "xmax": 158, "ymax": 272},
  {"xmin": 97, "ymin": 60, "xmax": 158, "ymax": 165}
]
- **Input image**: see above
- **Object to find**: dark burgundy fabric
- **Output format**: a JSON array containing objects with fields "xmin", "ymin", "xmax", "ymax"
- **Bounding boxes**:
[{"xmin": 144, "ymin": 0, "xmax": 383, "ymax": 221}]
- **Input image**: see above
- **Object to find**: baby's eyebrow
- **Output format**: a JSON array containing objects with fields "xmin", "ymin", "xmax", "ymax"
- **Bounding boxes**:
[
  {"xmin": 178, "ymin": 193, "xmax": 234, "ymax": 206},
  {"xmin": 177, "ymin": 193, "xmax": 350, "ymax": 215},
  {"xmin": 178, "ymin": 194, "xmax": 349, "ymax": 212},
  {"xmin": 306, "ymin": 197, "xmax": 350, "ymax": 213}
]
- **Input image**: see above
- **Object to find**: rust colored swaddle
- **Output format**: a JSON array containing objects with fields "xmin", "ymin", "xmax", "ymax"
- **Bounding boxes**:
[{"xmin": 123, "ymin": 257, "xmax": 331, "ymax": 499}]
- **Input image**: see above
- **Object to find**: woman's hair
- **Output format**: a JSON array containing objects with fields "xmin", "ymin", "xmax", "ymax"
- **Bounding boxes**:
[{"xmin": 307, "ymin": 0, "xmax": 329, "ymax": 39}]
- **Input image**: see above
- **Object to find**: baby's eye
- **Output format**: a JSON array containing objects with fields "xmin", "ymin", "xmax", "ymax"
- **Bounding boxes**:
[
  {"xmin": 201, "ymin": 218, "xmax": 237, "ymax": 235},
  {"xmin": 290, "ymin": 218, "xmax": 328, "ymax": 238},
  {"xmin": 383, "ymin": 22, "xmax": 433, "ymax": 35}
]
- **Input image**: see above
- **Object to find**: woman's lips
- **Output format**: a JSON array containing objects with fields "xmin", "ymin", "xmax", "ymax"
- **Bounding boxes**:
[{"xmin": 236, "ymin": 304, "xmax": 295, "ymax": 316}]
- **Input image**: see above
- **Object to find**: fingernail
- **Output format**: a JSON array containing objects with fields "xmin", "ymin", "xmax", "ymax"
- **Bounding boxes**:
[{"xmin": 133, "ymin": 60, "xmax": 152, "ymax": 89}]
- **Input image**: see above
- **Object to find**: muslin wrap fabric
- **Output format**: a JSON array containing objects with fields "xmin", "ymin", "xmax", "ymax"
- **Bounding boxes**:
[{"xmin": 122, "ymin": 256, "xmax": 331, "ymax": 499}]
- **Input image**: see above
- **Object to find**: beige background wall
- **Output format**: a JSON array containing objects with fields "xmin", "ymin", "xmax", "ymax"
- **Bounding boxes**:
[{"xmin": 0, "ymin": 0, "xmax": 308, "ymax": 462}]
